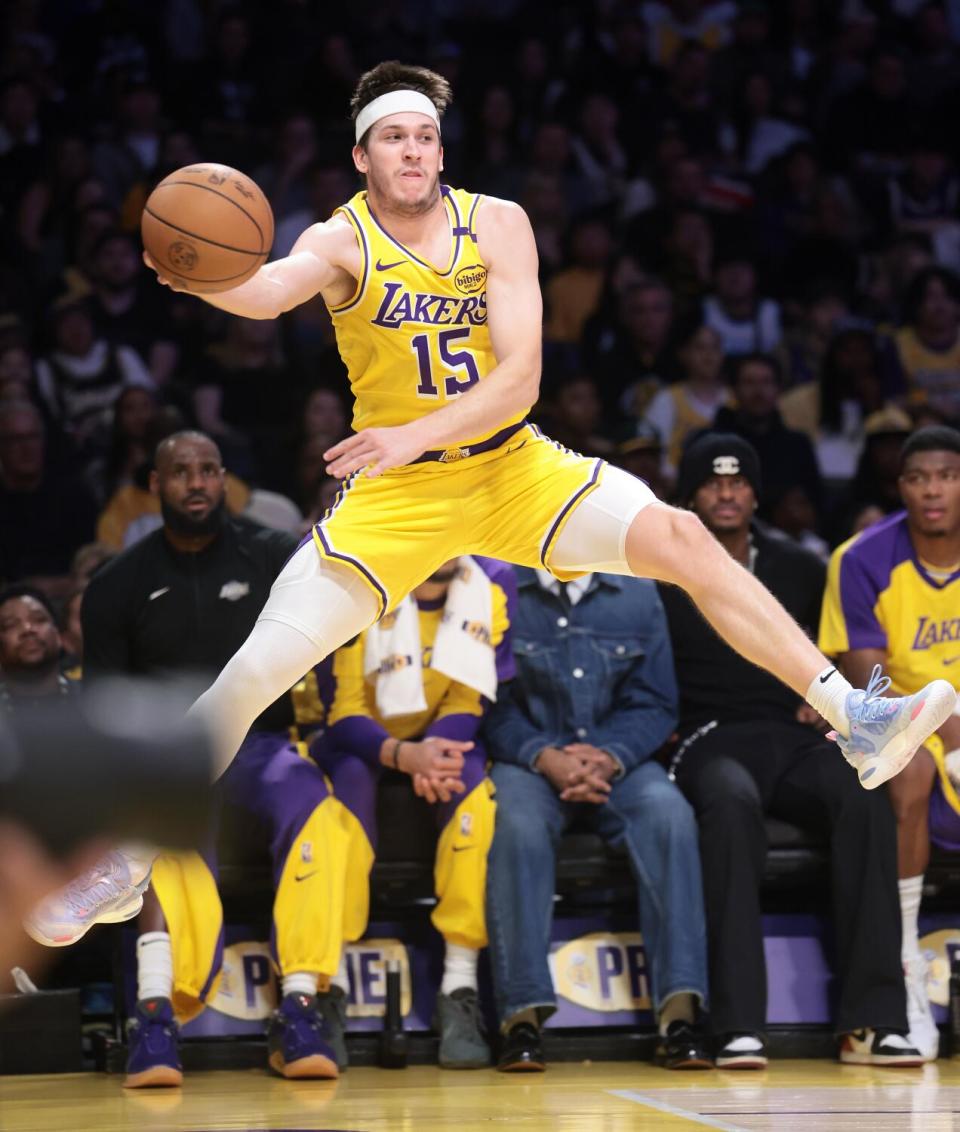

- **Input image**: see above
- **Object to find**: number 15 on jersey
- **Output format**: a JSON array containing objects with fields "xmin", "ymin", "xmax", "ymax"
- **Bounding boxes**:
[{"xmin": 411, "ymin": 329, "xmax": 481, "ymax": 399}]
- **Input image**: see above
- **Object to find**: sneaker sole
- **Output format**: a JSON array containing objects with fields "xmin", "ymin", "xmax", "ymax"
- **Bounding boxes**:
[
  {"xmin": 660, "ymin": 1057, "xmax": 714, "ymax": 1070},
  {"xmin": 269, "ymin": 1050, "xmax": 339, "ymax": 1079},
  {"xmin": 858, "ymin": 680, "xmax": 958, "ymax": 789},
  {"xmin": 839, "ymin": 1052, "xmax": 926, "ymax": 1067},
  {"xmin": 24, "ymin": 893, "xmax": 145, "ymax": 948},
  {"xmin": 715, "ymin": 1055, "xmax": 768, "ymax": 1070},
  {"xmin": 123, "ymin": 1065, "xmax": 183, "ymax": 1088},
  {"xmin": 498, "ymin": 1058, "xmax": 546, "ymax": 1072}
]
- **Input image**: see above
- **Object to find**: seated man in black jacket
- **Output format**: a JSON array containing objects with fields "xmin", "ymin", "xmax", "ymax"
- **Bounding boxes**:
[
  {"xmin": 659, "ymin": 433, "xmax": 918, "ymax": 1069},
  {"xmin": 27, "ymin": 431, "xmax": 344, "ymax": 1086}
]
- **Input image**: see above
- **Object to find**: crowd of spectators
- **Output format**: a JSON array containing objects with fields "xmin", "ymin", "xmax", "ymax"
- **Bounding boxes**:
[
  {"xmin": 3, "ymin": 1, "xmax": 960, "ymax": 596},
  {"xmin": 4, "ymin": 0, "xmax": 960, "ymax": 1074}
]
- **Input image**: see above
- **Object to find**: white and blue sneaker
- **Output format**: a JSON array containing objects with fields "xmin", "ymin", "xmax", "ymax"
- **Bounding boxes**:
[
  {"xmin": 24, "ymin": 849, "xmax": 152, "ymax": 947},
  {"xmin": 837, "ymin": 666, "xmax": 957, "ymax": 790}
]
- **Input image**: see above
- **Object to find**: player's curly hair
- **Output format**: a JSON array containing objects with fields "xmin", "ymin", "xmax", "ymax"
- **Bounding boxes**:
[{"xmin": 350, "ymin": 61, "xmax": 452, "ymax": 148}]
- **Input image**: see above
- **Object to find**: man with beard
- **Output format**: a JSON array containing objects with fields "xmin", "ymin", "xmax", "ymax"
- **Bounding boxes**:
[
  {"xmin": 0, "ymin": 586, "xmax": 74, "ymax": 712},
  {"xmin": 29, "ymin": 430, "xmax": 349, "ymax": 1085},
  {"xmin": 820, "ymin": 426, "xmax": 960, "ymax": 1061},
  {"xmin": 659, "ymin": 433, "xmax": 918, "ymax": 1069},
  {"xmin": 312, "ymin": 555, "xmax": 515, "ymax": 1069}
]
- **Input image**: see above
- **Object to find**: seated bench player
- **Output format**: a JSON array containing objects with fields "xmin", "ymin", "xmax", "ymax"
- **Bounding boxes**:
[
  {"xmin": 26, "ymin": 432, "xmax": 351, "ymax": 1085},
  {"xmin": 311, "ymin": 556, "xmax": 515, "ymax": 1069},
  {"xmin": 820, "ymin": 425, "xmax": 960, "ymax": 1061}
]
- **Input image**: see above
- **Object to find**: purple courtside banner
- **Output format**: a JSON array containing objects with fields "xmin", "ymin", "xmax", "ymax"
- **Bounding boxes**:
[{"xmin": 123, "ymin": 913, "xmax": 960, "ymax": 1034}]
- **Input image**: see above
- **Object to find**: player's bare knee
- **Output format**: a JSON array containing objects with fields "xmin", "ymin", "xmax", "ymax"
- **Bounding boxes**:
[{"xmin": 628, "ymin": 505, "xmax": 715, "ymax": 589}]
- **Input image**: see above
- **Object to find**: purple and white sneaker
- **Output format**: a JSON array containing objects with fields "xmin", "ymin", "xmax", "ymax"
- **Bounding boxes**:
[
  {"xmin": 837, "ymin": 665, "xmax": 957, "ymax": 790},
  {"xmin": 24, "ymin": 849, "xmax": 152, "ymax": 947}
]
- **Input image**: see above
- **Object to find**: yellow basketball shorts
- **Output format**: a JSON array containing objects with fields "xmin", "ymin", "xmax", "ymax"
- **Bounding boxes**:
[{"xmin": 312, "ymin": 423, "xmax": 654, "ymax": 618}]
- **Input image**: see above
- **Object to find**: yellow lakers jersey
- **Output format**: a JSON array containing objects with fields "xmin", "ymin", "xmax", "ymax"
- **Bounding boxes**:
[
  {"xmin": 327, "ymin": 561, "xmax": 513, "ymax": 742},
  {"xmin": 329, "ymin": 186, "xmax": 523, "ymax": 444},
  {"xmin": 819, "ymin": 511, "xmax": 960, "ymax": 696}
]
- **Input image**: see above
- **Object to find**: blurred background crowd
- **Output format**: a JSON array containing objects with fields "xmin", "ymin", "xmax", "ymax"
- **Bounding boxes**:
[{"xmin": 2, "ymin": 0, "xmax": 960, "ymax": 601}]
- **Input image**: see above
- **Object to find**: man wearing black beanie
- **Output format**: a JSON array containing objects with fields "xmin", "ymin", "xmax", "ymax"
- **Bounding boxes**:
[{"xmin": 658, "ymin": 433, "xmax": 918, "ymax": 1069}]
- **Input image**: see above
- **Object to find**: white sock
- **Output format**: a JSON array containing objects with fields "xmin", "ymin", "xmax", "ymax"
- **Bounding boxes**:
[
  {"xmin": 136, "ymin": 932, "xmax": 173, "ymax": 1002},
  {"xmin": 330, "ymin": 954, "xmax": 349, "ymax": 996},
  {"xmin": 899, "ymin": 875, "xmax": 924, "ymax": 963},
  {"xmin": 282, "ymin": 971, "xmax": 318, "ymax": 999},
  {"xmin": 805, "ymin": 665, "xmax": 855, "ymax": 736},
  {"xmin": 440, "ymin": 943, "xmax": 478, "ymax": 995}
]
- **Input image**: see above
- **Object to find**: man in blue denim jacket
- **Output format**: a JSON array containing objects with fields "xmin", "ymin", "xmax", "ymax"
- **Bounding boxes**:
[{"xmin": 482, "ymin": 566, "xmax": 710, "ymax": 1072}]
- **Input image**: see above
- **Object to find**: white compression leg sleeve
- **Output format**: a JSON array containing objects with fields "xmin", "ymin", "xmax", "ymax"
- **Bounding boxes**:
[{"xmin": 189, "ymin": 542, "xmax": 379, "ymax": 779}]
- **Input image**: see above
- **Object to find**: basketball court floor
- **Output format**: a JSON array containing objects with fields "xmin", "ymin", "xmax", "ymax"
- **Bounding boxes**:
[{"xmin": 2, "ymin": 1061, "xmax": 959, "ymax": 1131}]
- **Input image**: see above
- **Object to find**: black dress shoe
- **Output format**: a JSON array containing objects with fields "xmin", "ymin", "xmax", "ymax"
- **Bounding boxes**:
[
  {"xmin": 656, "ymin": 1021, "xmax": 713, "ymax": 1069},
  {"xmin": 497, "ymin": 1022, "xmax": 546, "ymax": 1072}
]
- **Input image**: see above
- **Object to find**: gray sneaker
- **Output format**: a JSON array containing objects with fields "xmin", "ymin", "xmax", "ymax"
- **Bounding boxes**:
[
  {"xmin": 316, "ymin": 986, "xmax": 348, "ymax": 1071},
  {"xmin": 434, "ymin": 988, "xmax": 491, "ymax": 1069}
]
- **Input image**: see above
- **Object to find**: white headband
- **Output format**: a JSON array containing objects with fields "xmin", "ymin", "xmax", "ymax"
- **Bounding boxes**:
[{"xmin": 354, "ymin": 90, "xmax": 440, "ymax": 144}]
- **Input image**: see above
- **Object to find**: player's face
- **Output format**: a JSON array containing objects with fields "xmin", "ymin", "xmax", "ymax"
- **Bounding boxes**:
[
  {"xmin": 153, "ymin": 437, "xmax": 226, "ymax": 536},
  {"xmin": 354, "ymin": 114, "xmax": 443, "ymax": 216},
  {"xmin": 0, "ymin": 596, "xmax": 61, "ymax": 674},
  {"xmin": 899, "ymin": 450, "xmax": 960, "ymax": 538},
  {"xmin": 692, "ymin": 474, "xmax": 756, "ymax": 535}
]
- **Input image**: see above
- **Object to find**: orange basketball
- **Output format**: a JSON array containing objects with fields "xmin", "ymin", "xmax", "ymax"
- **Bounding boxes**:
[{"xmin": 141, "ymin": 163, "xmax": 274, "ymax": 294}]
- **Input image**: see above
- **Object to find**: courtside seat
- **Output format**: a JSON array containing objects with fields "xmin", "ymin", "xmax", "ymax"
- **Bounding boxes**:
[{"xmin": 216, "ymin": 770, "xmax": 960, "ymax": 919}]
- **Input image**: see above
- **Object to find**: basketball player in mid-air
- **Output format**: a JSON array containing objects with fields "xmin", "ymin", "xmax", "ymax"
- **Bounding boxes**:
[{"xmin": 33, "ymin": 62, "xmax": 956, "ymax": 949}]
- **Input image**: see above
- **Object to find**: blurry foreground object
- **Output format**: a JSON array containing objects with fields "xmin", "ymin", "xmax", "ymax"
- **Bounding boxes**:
[{"xmin": 0, "ymin": 677, "xmax": 213, "ymax": 858}]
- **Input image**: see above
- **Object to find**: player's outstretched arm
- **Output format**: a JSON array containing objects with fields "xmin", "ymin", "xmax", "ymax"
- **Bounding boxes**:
[{"xmin": 143, "ymin": 218, "xmax": 360, "ymax": 320}]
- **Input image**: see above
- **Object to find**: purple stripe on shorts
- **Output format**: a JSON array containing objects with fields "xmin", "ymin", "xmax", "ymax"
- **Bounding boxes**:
[
  {"xmin": 313, "ymin": 472, "xmax": 389, "ymax": 617},
  {"xmin": 929, "ymin": 778, "xmax": 960, "ymax": 853},
  {"xmin": 539, "ymin": 458, "xmax": 604, "ymax": 569},
  {"xmin": 315, "ymin": 523, "xmax": 389, "ymax": 618}
]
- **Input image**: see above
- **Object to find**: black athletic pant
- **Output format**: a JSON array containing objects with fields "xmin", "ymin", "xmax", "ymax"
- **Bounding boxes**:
[{"xmin": 674, "ymin": 719, "xmax": 906, "ymax": 1037}]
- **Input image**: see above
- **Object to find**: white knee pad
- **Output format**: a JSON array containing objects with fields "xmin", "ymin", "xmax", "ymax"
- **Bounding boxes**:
[{"xmin": 549, "ymin": 463, "xmax": 656, "ymax": 576}]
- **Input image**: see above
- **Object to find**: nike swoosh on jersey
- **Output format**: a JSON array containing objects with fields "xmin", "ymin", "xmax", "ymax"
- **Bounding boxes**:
[
  {"xmin": 294, "ymin": 870, "xmax": 319, "ymax": 882},
  {"xmin": 945, "ymin": 656, "xmax": 960, "ymax": 666},
  {"xmin": 375, "ymin": 258, "xmax": 405, "ymax": 271},
  {"xmin": 149, "ymin": 587, "xmax": 170, "ymax": 601},
  {"xmin": 451, "ymin": 845, "xmax": 476, "ymax": 853}
]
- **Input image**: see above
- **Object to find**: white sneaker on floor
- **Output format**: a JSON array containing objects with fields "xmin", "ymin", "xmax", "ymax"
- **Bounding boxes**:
[
  {"xmin": 839, "ymin": 1028, "xmax": 924, "ymax": 1066},
  {"xmin": 715, "ymin": 1032, "xmax": 768, "ymax": 1069},
  {"xmin": 837, "ymin": 665, "xmax": 957, "ymax": 790},
  {"xmin": 24, "ymin": 849, "xmax": 152, "ymax": 947},
  {"xmin": 904, "ymin": 955, "xmax": 940, "ymax": 1062}
]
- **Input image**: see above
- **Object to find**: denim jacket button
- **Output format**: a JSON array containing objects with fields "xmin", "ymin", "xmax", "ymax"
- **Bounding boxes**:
[
  {"xmin": 576, "ymin": 727, "xmax": 587, "ymax": 738},
  {"xmin": 557, "ymin": 617, "xmax": 568, "ymax": 628},
  {"xmin": 572, "ymin": 667, "xmax": 584, "ymax": 678}
]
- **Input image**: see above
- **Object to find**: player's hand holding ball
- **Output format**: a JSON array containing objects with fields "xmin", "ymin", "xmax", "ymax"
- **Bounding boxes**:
[{"xmin": 141, "ymin": 163, "xmax": 274, "ymax": 294}]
